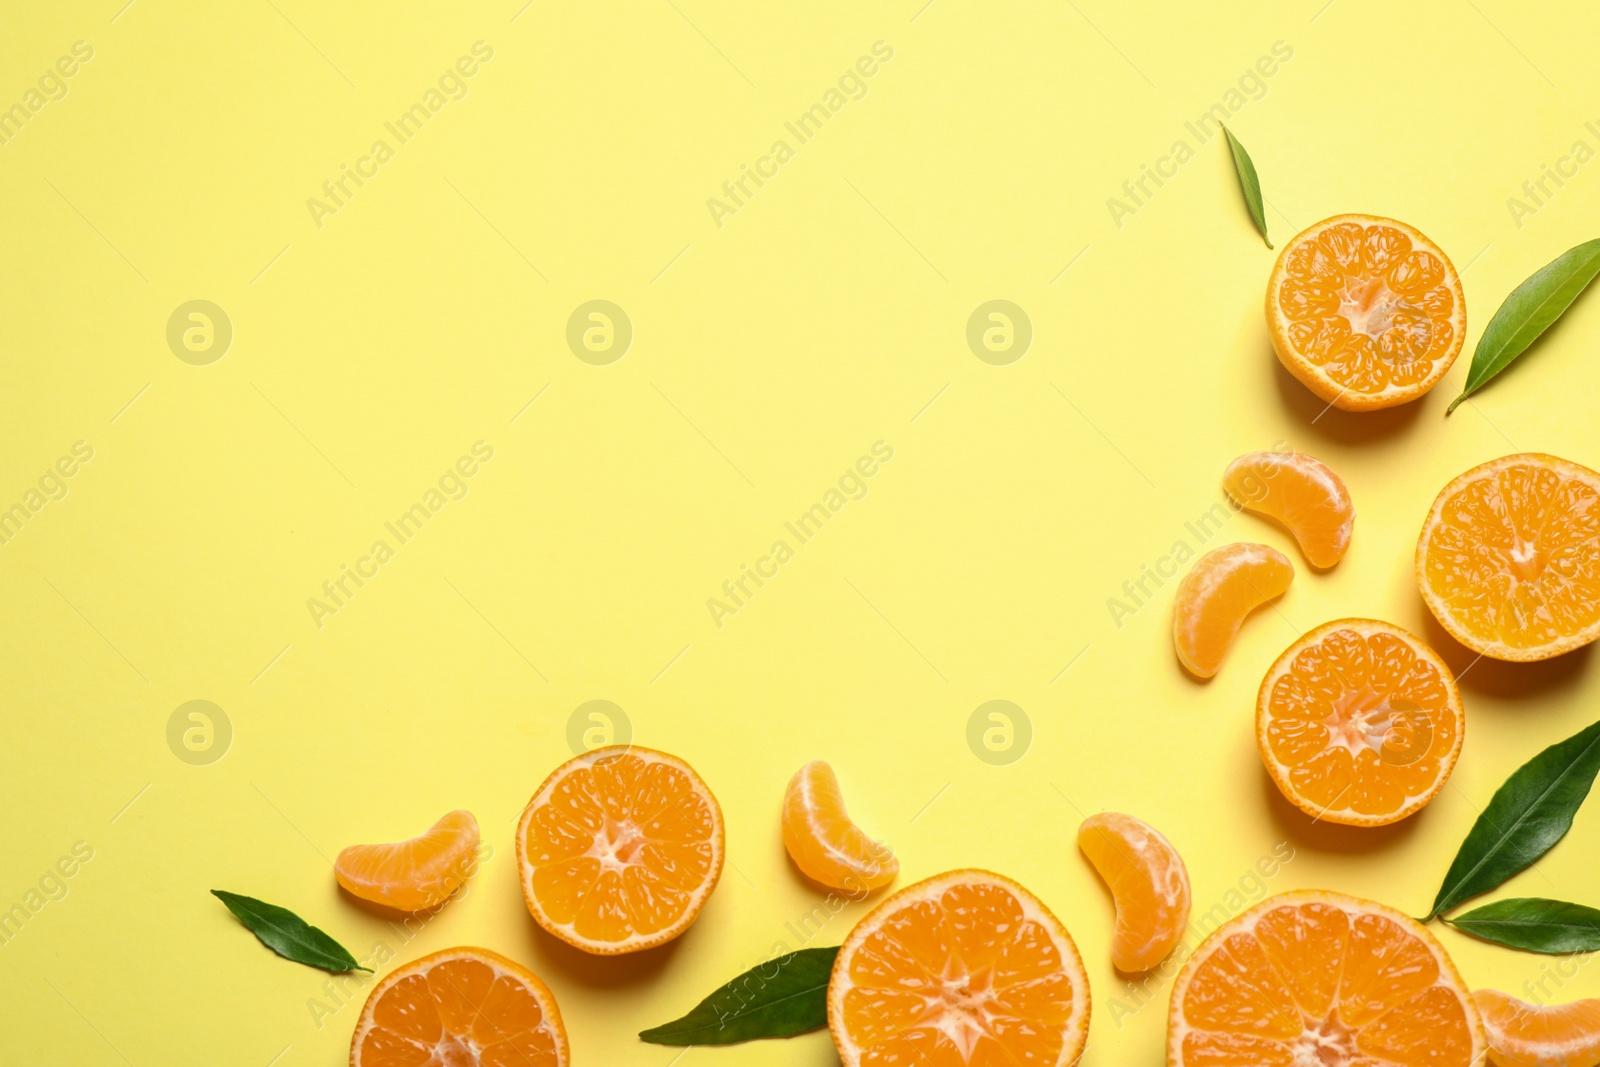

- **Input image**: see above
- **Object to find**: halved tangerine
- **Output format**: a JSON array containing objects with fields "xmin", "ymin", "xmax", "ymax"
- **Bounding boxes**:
[
  {"xmin": 1267, "ymin": 214, "xmax": 1465, "ymax": 411},
  {"xmin": 1225, "ymin": 450, "xmax": 1355, "ymax": 569},
  {"xmin": 1173, "ymin": 542, "xmax": 1295, "ymax": 678},
  {"xmin": 1417, "ymin": 453, "xmax": 1600, "ymax": 661},
  {"xmin": 350, "ymin": 946, "xmax": 567, "ymax": 1067},
  {"xmin": 1168, "ymin": 889, "xmax": 1486, "ymax": 1066},
  {"xmin": 828, "ymin": 869, "xmax": 1091, "ymax": 1066},
  {"xmin": 782, "ymin": 760, "xmax": 898, "ymax": 893},
  {"xmin": 515, "ymin": 745, "xmax": 723, "ymax": 955},
  {"xmin": 1257, "ymin": 619, "xmax": 1462, "ymax": 826},
  {"xmin": 335, "ymin": 809, "xmax": 480, "ymax": 912},
  {"xmin": 1077, "ymin": 812, "xmax": 1191, "ymax": 973},
  {"xmin": 1475, "ymin": 989, "xmax": 1600, "ymax": 1067}
]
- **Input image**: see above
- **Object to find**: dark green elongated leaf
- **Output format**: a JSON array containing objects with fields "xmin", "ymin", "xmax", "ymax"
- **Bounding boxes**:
[
  {"xmin": 639, "ymin": 946, "xmax": 837, "ymax": 1045},
  {"xmin": 1447, "ymin": 238, "xmax": 1600, "ymax": 413},
  {"xmin": 1446, "ymin": 897, "xmax": 1600, "ymax": 953},
  {"xmin": 1425, "ymin": 719, "xmax": 1600, "ymax": 920},
  {"xmin": 1222, "ymin": 126, "xmax": 1271, "ymax": 249},
  {"xmin": 212, "ymin": 890, "xmax": 369, "ymax": 973}
]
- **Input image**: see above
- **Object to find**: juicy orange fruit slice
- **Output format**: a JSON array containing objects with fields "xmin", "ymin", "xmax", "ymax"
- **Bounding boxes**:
[
  {"xmin": 1267, "ymin": 214, "xmax": 1465, "ymax": 411},
  {"xmin": 1417, "ymin": 453, "xmax": 1600, "ymax": 661},
  {"xmin": 782, "ymin": 760, "xmax": 898, "ymax": 892},
  {"xmin": 1475, "ymin": 989, "xmax": 1600, "ymax": 1067},
  {"xmin": 516, "ymin": 745, "xmax": 723, "ymax": 955},
  {"xmin": 1077, "ymin": 812, "xmax": 1191, "ymax": 973},
  {"xmin": 829, "ymin": 869, "xmax": 1091, "ymax": 1067},
  {"xmin": 1225, "ymin": 450, "xmax": 1355, "ymax": 569},
  {"xmin": 350, "ymin": 946, "xmax": 567, "ymax": 1067},
  {"xmin": 335, "ymin": 810, "xmax": 480, "ymax": 912},
  {"xmin": 1173, "ymin": 542, "xmax": 1294, "ymax": 678},
  {"xmin": 1257, "ymin": 618, "xmax": 1462, "ymax": 827},
  {"xmin": 1168, "ymin": 890, "xmax": 1485, "ymax": 1067}
]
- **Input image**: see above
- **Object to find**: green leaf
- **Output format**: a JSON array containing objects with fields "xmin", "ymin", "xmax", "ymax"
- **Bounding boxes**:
[
  {"xmin": 211, "ymin": 890, "xmax": 369, "ymax": 973},
  {"xmin": 638, "ymin": 946, "xmax": 837, "ymax": 1045},
  {"xmin": 1446, "ymin": 897, "xmax": 1600, "ymax": 953},
  {"xmin": 1447, "ymin": 238, "xmax": 1600, "ymax": 413},
  {"xmin": 1222, "ymin": 126, "xmax": 1271, "ymax": 249},
  {"xmin": 1425, "ymin": 719, "xmax": 1600, "ymax": 920}
]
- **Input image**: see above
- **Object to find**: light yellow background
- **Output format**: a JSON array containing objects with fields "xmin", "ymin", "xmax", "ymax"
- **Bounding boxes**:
[{"xmin": 5, "ymin": 1, "xmax": 1600, "ymax": 1063}]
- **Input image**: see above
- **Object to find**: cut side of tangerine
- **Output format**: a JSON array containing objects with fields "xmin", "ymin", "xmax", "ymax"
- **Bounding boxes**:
[
  {"xmin": 335, "ymin": 809, "xmax": 480, "ymax": 912},
  {"xmin": 516, "ymin": 745, "xmax": 723, "ymax": 955},
  {"xmin": 829, "ymin": 868, "xmax": 1091, "ymax": 1067},
  {"xmin": 1267, "ymin": 214, "xmax": 1465, "ymax": 411},
  {"xmin": 1225, "ymin": 450, "xmax": 1355, "ymax": 569},
  {"xmin": 1168, "ymin": 890, "xmax": 1486, "ymax": 1067},
  {"xmin": 1257, "ymin": 618, "xmax": 1462, "ymax": 827},
  {"xmin": 1475, "ymin": 989, "xmax": 1600, "ymax": 1067},
  {"xmin": 1077, "ymin": 812, "xmax": 1191, "ymax": 973},
  {"xmin": 782, "ymin": 760, "xmax": 898, "ymax": 892},
  {"xmin": 1173, "ymin": 542, "xmax": 1295, "ymax": 679},
  {"xmin": 1417, "ymin": 453, "xmax": 1600, "ymax": 661},
  {"xmin": 350, "ymin": 946, "xmax": 567, "ymax": 1067}
]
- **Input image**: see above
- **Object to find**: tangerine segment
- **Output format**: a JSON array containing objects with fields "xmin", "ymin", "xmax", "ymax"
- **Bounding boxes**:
[
  {"xmin": 782, "ymin": 761, "xmax": 898, "ymax": 892},
  {"xmin": 829, "ymin": 869, "xmax": 1091, "ymax": 1067},
  {"xmin": 1077, "ymin": 812, "xmax": 1191, "ymax": 973},
  {"xmin": 1417, "ymin": 454, "xmax": 1600, "ymax": 661},
  {"xmin": 515, "ymin": 745, "xmax": 724, "ymax": 955},
  {"xmin": 335, "ymin": 810, "xmax": 481, "ymax": 912},
  {"xmin": 1173, "ymin": 543, "xmax": 1295, "ymax": 678},
  {"xmin": 1257, "ymin": 619, "xmax": 1462, "ymax": 827},
  {"xmin": 1266, "ymin": 214, "xmax": 1465, "ymax": 411},
  {"xmin": 1225, "ymin": 451, "xmax": 1355, "ymax": 569},
  {"xmin": 350, "ymin": 946, "xmax": 567, "ymax": 1067},
  {"xmin": 1168, "ymin": 890, "xmax": 1486, "ymax": 1067},
  {"xmin": 1475, "ymin": 990, "xmax": 1600, "ymax": 1067}
]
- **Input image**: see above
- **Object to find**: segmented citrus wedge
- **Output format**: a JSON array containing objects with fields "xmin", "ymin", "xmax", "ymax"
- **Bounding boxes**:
[
  {"xmin": 1258, "ymin": 619, "xmax": 1462, "ymax": 826},
  {"xmin": 782, "ymin": 760, "xmax": 898, "ymax": 892},
  {"xmin": 829, "ymin": 869, "xmax": 1091, "ymax": 1067},
  {"xmin": 350, "ymin": 946, "xmax": 567, "ymax": 1067},
  {"xmin": 1267, "ymin": 214, "xmax": 1465, "ymax": 410},
  {"xmin": 335, "ymin": 810, "xmax": 480, "ymax": 912},
  {"xmin": 1173, "ymin": 542, "xmax": 1295, "ymax": 678},
  {"xmin": 516, "ymin": 745, "xmax": 723, "ymax": 955},
  {"xmin": 1417, "ymin": 453, "xmax": 1600, "ymax": 661},
  {"xmin": 1168, "ymin": 890, "xmax": 1486, "ymax": 1067},
  {"xmin": 1475, "ymin": 989, "xmax": 1600, "ymax": 1067},
  {"xmin": 1077, "ymin": 812, "xmax": 1191, "ymax": 972},
  {"xmin": 1225, "ymin": 450, "xmax": 1355, "ymax": 568}
]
